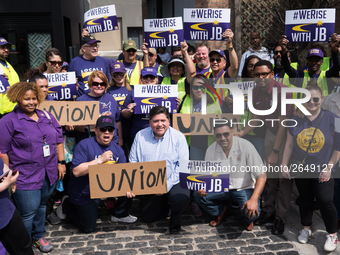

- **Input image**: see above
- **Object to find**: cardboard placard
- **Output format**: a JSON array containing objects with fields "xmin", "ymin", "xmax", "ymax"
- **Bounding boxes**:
[
  {"xmin": 89, "ymin": 161, "xmax": 167, "ymax": 198},
  {"xmin": 172, "ymin": 113, "xmax": 242, "ymax": 135},
  {"xmin": 38, "ymin": 101, "xmax": 100, "ymax": 125}
]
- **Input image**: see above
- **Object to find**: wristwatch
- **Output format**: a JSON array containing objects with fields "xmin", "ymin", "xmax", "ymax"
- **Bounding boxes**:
[
  {"xmin": 272, "ymin": 149, "xmax": 279, "ymax": 154},
  {"xmin": 228, "ymin": 46, "xmax": 234, "ymax": 52},
  {"xmin": 58, "ymin": 160, "xmax": 66, "ymax": 165}
]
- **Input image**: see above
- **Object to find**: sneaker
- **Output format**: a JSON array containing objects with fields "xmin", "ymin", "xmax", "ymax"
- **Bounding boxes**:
[
  {"xmin": 56, "ymin": 195, "xmax": 68, "ymax": 220},
  {"xmin": 46, "ymin": 212, "xmax": 61, "ymax": 225},
  {"xmin": 190, "ymin": 201, "xmax": 203, "ymax": 217},
  {"xmin": 298, "ymin": 228, "xmax": 312, "ymax": 244},
  {"xmin": 110, "ymin": 214, "xmax": 137, "ymax": 223},
  {"xmin": 324, "ymin": 234, "xmax": 338, "ymax": 252},
  {"xmin": 34, "ymin": 237, "xmax": 53, "ymax": 252}
]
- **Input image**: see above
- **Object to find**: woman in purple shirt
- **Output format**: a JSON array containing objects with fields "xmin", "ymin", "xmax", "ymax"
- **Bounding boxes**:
[{"xmin": 0, "ymin": 82, "xmax": 65, "ymax": 253}]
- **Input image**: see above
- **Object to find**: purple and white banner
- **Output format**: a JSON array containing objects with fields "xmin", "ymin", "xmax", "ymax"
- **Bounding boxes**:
[
  {"xmin": 134, "ymin": 84, "xmax": 178, "ymax": 114},
  {"xmin": 84, "ymin": 5, "xmax": 119, "ymax": 34},
  {"xmin": 45, "ymin": 72, "xmax": 77, "ymax": 101},
  {"xmin": 144, "ymin": 17, "xmax": 183, "ymax": 48},
  {"xmin": 179, "ymin": 160, "xmax": 229, "ymax": 192},
  {"xmin": 0, "ymin": 65, "xmax": 10, "ymax": 93},
  {"xmin": 285, "ymin": 9, "xmax": 335, "ymax": 42},
  {"xmin": 183, "ymin": 8, "xmax": 230, "ymax": 41}
]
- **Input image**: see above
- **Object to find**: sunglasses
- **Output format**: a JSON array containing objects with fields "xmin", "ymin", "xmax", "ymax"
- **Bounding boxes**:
[
  {"xmin": 274, "ymin": 50, "xmax": 281, "ymax": 55},
  {"xmin": 215, "ymin": 132, "xmax": 230, "ymax": 139},
  {"xmin": 92, "ymin": 82, "xmax": 106, "ymax": 87},
  {"xmin": 307, "ymin": 97, "xmax": 320, "ymax": 103},
  {"xmin": 169, "ymin": 63, "xmax": 183, "ymax": 68},
  {"xmin": 99, "ymin": 127, "xmax": 115, "ymax": 133},
  {"xmin": 142, "ymin": 75, "xmax": 156, "ymax": 80},
  {"xmin": 148, "ymin": 53, "xmax": 154, "ymax": 57},
  {"xmin": 210, "ymin": 57, "xmax": 222, "ymax": 63},
  {"xmin": 49, "ymin": 61, "xmax": 63, "ymax": 66},
  {"xmin": 112, "ymin": 72, "xmax": 125, "ymax": 78},
  {"xmin": 127, "ymin": 49, "xmax": 136, "ymax": 53},
  {"xmin": 193, "ymin": 85, "xmax": 204, "ymax": 90}
]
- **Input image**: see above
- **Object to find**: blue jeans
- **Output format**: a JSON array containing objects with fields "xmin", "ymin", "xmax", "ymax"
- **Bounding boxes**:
[
  {"xmin": 13, "ymin": 175, "xmax": 56, "ymax": 240},
  {"xmin": 193, "ymin": 188, "xmax": 261, "ymax": 224},
  {"xmin": 333, "ymin": 178, "xmax": 340, "ymax": 219}
]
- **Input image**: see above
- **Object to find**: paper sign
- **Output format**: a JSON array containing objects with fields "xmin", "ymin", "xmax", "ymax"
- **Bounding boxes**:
[
  {"xmin": 89, "ymin": 161, "xmax": 167, "ymax": 198},
  {"xmin": 144, "ymin": 17, "xmax": 184, "ymax": 47},
  {"xmin": 84, "ymin": 4, "xmax": 119, "ymax": 33},
  {"xmin": 45, "ymin": 72, "xmax": 77, "ymax": 100},
  {"xmin": 172, "ymin": 113, "xmax": 242, "ymax": 135},
  {"xmin": 183, "ymin": 8, "xmax": 230, "ymax": 41},
  {"xmin": 134, "ymin": 84, "xmax": 178, "ymax": 114},
  {"xmin": 285, "ymin": 9, "xmax": 336, "ymax": 42},
  {"xmin": 179, "ymin": 160, "xmax": 229, "ymax": 192},
  {"xmin": 229, "ymin": 81, "xmax": 257, "ymax": 111},
  {"xmin": 38, "ymin": 101, "xmax": 100, "ymax": 125}
]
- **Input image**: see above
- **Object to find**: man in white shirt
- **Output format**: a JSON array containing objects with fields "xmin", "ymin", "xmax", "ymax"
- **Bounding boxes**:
[{"xmin": 194, "ymin": 122, "xmax": 266, "ymax": 230}]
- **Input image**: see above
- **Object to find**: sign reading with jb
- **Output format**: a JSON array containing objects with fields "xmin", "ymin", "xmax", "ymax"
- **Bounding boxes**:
[
  {"xmin": 134, "ymin": 83, "xmax": 178, "ymax": 114},
  {"xmin": 144, "ymin": 17, "xmax": 183, "ymax": 47},
  {"xmin": 84, "ymin": 4, "xmax": 119, "ymax": 34},
  {"xmin": 183, "ymin": 8, "xmax": 230, "ymax": 41},
  {"xmin": 45, "ymin": 72, "xmax": 77, "ymax": 101},
  {"xmin": 285, "ymin": 8, "xmax": 335, "ymax": 42}
]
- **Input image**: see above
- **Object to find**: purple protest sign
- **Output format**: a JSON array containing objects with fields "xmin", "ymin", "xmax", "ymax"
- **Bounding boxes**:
[
  {"xmin": 45, "ymin": 72, "xmax": 77, "ymax": 101},
  {"xmin": 179, "ymin": 173, "xmax": 229, "ymax": 192},
  {"xmin": 0, "ymin": 74, "xmax": 10, "ymax": 94},
  {"xmin": 84, "ymin": 5, "xmax": 119, "ymax": 33}
]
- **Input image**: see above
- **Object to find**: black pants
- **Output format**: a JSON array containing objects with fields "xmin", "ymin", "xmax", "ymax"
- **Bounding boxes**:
[
  {"xmin": 139, "ymin": 183, "xmax": 190, "ymax": 225},
  {"xmin": 295, "ymin": 178, "xmax": 337, "ymax": 233},
  {"xmin": 0, "ymin": 209, "xmax": 34, "ymax": 255}
]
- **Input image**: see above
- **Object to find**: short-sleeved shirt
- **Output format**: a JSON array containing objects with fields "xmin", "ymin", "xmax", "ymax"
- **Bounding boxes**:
[
  {"xmin": 107, "ymin": 86, "xmax": 130, "ymax": 111},
  {"xmin": 68, "ymin": 55, "xmax": 111, "ymax": 96},
  {"xmin": 252, "ymin": 79, "xmax": 295, "ymax": 134},
  {"xmin": 196, "ymin": 65, "xmax": 210, "ymax": 75},
  {"xmin": 123, "ymin": 61, "xmax": 136, "ymax": 79},
  {"xmin": 68, "ymin": 136, "xmax": 126, "ymax": 205},
  {"xmin": 0, "ymin": 107, "xmax": 63, "ymax": 190}
]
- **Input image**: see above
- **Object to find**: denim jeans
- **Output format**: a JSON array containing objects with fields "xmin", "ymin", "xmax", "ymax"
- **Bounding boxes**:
[
  {"xmin": 333, "ymin": 178, "xmax": 340, "ymax": 219},
  {"xmin": 13, "ymin": 175, "xmax": 56, "ymax": 240},
  {"xmin": 194, "ymin": 188, "xmax": 261, "ymax": 224}
]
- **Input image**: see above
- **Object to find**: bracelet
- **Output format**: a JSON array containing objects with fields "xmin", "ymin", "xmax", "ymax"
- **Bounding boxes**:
[
  {"xmin": 58, "ymin": 160, "xmax": 66, "ymax": 165},
  {"xmin": 273, "ymin": 149, "xmax": 279, "ymax": 154}
]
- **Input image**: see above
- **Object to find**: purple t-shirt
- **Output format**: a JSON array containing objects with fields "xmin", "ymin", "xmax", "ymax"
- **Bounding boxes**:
[
  {"xmin": 0, "ymin": 157, "xmax": 15, "ymax": 229},
  {"xmin": 107, "ymin": 86, "xmax": 130, "ymax": 111},
  {"xmin": 195, "ymin": 65, "xmax": 210, "ymax": 75},
  {"xmin": 0, "ymin": 108, "xmax": 63, "ymax": 190},
  {"xmin": 68, "ymin": 136, "xmax": 126, "ymax": 205},
  {"xmin": 123, "ymin": 61, "xmax": 137, "ymax": 79}
]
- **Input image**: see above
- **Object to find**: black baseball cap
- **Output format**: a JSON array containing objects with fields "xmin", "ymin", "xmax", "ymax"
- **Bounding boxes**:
[
  {"xmin": 81, "ymin": 35, "xmax": 101, "ymax": 45},
  {"xmin": 96, "ymin": 116, "xmax": 115, "ymax": 129}
]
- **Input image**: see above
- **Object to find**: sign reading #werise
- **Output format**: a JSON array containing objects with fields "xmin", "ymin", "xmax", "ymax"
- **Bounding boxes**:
[
  {"xmin": 84, "ymin": 4, "xmax": 119, "ymax": 33},
  {"xmin": 183, "ymin": 8, "xmax": 230, "ymax": 41},
  {"xmin": 45, "ymin": 72, "xmax": 77, "ymax": 100}
]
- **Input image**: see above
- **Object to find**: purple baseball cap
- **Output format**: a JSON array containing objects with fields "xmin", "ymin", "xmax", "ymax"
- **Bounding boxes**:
[
  {"xmin": 141, "ymin": 67, "xmax": 157, "ymax": 77},
  {"xmin": 96, "ymin": 116, "xmax": 115, "ymax": 129},
  {"xmin": 81, "ymin": 35, "xmax": 101, "ymax": 46},
  {"xmin": 209, "ymin": 49, "xmax": 226, "ymax": 60},
  {"xmin": 0, "ymin": 37, "xmax": 12, "ymax": 46},
  {"xmin": 307, "ymin": 48, "xmax": 324, "ymax": 59},
  {"xmin": 110, "ymin": 62, "xmax": 126, "ymax": 74}
]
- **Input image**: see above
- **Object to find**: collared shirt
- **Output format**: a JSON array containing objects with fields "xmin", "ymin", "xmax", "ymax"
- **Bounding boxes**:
[
  {"xmin": 205, "ymin": 136, "xmax": 264, "ymax": 190},
  {"xmin": 0, "ymin": 107, "xmax": 63, "ymax": 190},
  {"xmin": 129, "ymin": 126, "xmax": 189, "ymax": 192},
  {"xmin": 252, "ymin": 79, "xmax": 295, "ymax": 134},
  {"xmin": 322, "ymin": 92, "xmax": 340, "ymax": 117}
]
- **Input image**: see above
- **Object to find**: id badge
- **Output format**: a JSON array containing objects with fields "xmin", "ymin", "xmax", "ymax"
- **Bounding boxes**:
[{"xmin": 43, "ymin": 144, "xmax": 50, "ymax": 157}]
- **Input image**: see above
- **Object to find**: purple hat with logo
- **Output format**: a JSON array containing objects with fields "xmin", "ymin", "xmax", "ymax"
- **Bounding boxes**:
[
  {"xmin": 96, "ymin": 116, "xmax": 115, "ymax": 129},
  {"xmin": 0, "ymin": 37, "xmax": 12, "ymax": 46},
  {"xmin": 110, "ymin": 62, "xmax": 126, "ymax": 74},
  {"xmin": 307, "ymin": 48, "xmax": 324, "ymax": 59},
  {"xmin": 141, "ymin": 67, "xmax": 157, "ymax": 77},
  {"xmin": 209, "ymin": 49, "xmax": 226, "ymax": 60}
]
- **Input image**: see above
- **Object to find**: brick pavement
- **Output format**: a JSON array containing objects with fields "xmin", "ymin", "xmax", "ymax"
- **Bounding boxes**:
[{"xmin": 33, "ymin": 199, "xmax": 301, "ymax": 255}]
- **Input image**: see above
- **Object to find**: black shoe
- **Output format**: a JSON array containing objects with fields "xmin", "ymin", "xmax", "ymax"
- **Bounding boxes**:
[
  {"xmin": 254, "ymin": 212, "xmax": 274, "ymax": 225},
  {"xmin": 169, "ymin": 223, "xmax": 181, "ymax": 234},
  {"xmin": 272, "ymin": 218, "xmax": 284, "ymax": 235},
  {"xmin": 46, "ymin": 212, "xmax": 61, "ymax": 225}
]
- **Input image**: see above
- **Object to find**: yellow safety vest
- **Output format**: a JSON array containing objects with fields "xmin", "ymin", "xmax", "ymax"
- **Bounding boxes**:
[
  {"xmin": 161, "ymin": 77, "xmax": 186, "ymax": 100},
  {"xmin": 0, "ymin": 61, "xmax": 19, "ymax": 114},
  {"xmin": 120, "ymin": 60, "xmax": 143, "ymax": 86},
  {"xmin": 206, "ymin": 71, "xmax": 228, "ymax": 100},
  {"xmin": 302, "ymin": 70, "xmax": 328, "ymax": 96}
]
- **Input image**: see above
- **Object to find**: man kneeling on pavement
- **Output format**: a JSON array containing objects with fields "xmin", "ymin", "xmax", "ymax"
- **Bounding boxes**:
[{"xmin": 194, "ymin": 122, "xmax": 266, "ymax": 230}]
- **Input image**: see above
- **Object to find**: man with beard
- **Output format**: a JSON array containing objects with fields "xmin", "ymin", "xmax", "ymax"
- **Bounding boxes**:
[
  {"xmin": 273, "ymin": 45, "xmax": 290, "ymax": 81},
  {"xmin": 195, "ymin": 42, "xmax": 211, "ymax": 75}
]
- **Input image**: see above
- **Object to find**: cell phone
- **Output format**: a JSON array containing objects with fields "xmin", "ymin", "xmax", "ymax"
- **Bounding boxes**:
[{"xmin": 0, "ymin": 169, "xmax": 18, "ymax": 180}]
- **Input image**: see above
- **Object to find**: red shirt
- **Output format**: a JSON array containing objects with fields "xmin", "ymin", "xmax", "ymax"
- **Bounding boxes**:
[{"xmin": 252, "ymin": 79, "xmax": 295, "ymax": 134}]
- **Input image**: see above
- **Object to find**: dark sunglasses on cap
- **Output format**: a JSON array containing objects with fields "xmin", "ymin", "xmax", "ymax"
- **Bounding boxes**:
[
  {"xmin": 49, "ymin": 61, "xmax": 63, "ymax": 66},
  {"xmin": 210, "ymin": 57, "xmax": 222, "ymax": 63},
  {"xmin": 99, "ymin": 127, "xmax": 115, "ymax": 133},
  {"xmin": 308, "ymin": 97, "xmax": 320, "ymax": 103},
  {"xmin": 215, "ymin": 132, "xmax": 230, "ymax": 139},
  {"xmin": 142, "ymin": 75, "xmax": 156, "ymax": 80},
  {"xmin": 92, "ymin": 82, "xmax": 106, "ymax": 87},
  {"xmin": 112, "ymin": 72, "xmax": 125, "ymax": 78}
]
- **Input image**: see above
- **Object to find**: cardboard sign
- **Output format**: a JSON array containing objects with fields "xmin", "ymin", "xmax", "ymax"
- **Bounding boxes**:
[
  {"xmin": 89, "ymin": 161, "xmax": 167, "ymax": 198},
  {"xmin": 172, "ymin": 113, "xmax": 242, "ymax": 135},
  {"xmin": 179, "ymin": 160, "xmax": 229, "ymax": 192},
  {"xmin": 84, "ymin": 4, "xmax": 119, "ymax": 33},
  {"xmin": 134, "ymin": 84, "xmax": 178, "ymax": 114},
  {"xmin": 229, "ymin": 81, "xmax": 257, "ymax": 111},
  {"xmin": 144, "ymin": 17, "xmax": 183, "ymax": 47},
  {"xmin": 38, "ymin": 101, "xmax": 100, "ymax": 125},
  {"xmin": 183, "ymin": 8, "xmax": 230, "ymax": 41},
  {"xmin": 285, "ymin": 9, "xmax": 335, "ymax": 42},
  {"xmin": 45, "ymin": 72, "xmax": 77, "ymax": 100}
]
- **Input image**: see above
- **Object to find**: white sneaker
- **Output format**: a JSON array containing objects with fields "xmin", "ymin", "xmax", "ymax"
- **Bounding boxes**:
[
  {"xmin": 324, "ymin": 234, "xmax": 338, "ymax": 252},
  {"xmin": 56, "ymin": 195, "xmax": 68, "ymax": 220},
  {"xmin": 298, "ymin": 228, "xmax": 312, "ymax": 244},
  {"xmin": 110, "ymin": 214, "xmax": 137, "ymax": 223}
]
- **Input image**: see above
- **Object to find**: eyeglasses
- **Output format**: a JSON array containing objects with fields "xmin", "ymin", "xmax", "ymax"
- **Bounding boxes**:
[
  {"xmin": 127, "ymin": 49, "xmax": 136, "ymax": 53},
  {"xmin": 92, "ymin": 82, "xmax": 106, "ymax": 87},
  {"xmin": 112, "ymin": 72, "xmax": 125, "ymax": 78},
  {"xmin": 307, "ymin": 97, "xmax": 320, "ymax": 103},
  {"xmin": 169, "ymin": 63, "xmax": 182, "ymax": 68},
  {"xmin": 274, "ymin": 51, "xmax": 281, "ymax": 55},
  {"xmin": 215, "ymin": 132, "xmax": 230, "ymax": 139},
  {"xmin": 99, "ymin": 127, "xmax": 115, "ymax": 133},
  {"xmin": 210, "ymin": 57, "xmax": 222, "ymax": 63},
  {"xmin": 142, "ymin": 75, "xmax": 156, "ymax": 80},
  {"xmin": 84, "ymin": 44, "xmax": 99, "ymax": 48},
  {"xmin": 254, "ymin": 72, "xmax": 272, "ymax": 78},
  {"xmin": 49, "ymin": 61, "xmax": 63, "ymax": 66},
  {"xmin": 193, "ymin": 85, "xmax": 204, "ymax": 90}
]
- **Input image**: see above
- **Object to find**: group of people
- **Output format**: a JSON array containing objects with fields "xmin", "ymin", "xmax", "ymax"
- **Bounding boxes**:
[{"xmin": 0, "ymin": 24, "xmax": 340, "ymax": 255}]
